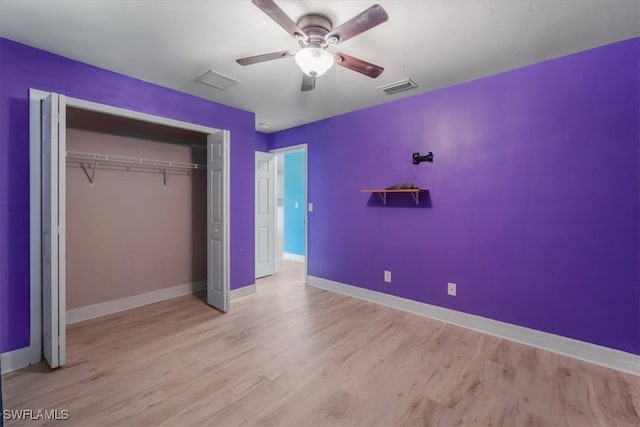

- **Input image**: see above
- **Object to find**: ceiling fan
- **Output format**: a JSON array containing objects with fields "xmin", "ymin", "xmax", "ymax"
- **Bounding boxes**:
[{"xmin": 236, "ymin": 0, "xmax": 389, "ymax": 91}]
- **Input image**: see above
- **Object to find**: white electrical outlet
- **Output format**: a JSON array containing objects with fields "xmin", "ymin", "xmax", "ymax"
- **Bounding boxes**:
[
  {"xmin": 308, "ymin": 203, "xmax": 313, "ymax": 212},
  {"xmin": 294, "ymin": 201, "xmax": 299, "ymax": 209},
  {"xmin": 448, "ymin": 282, "xmax": 457, "ymax": 296},
  {"xmin": 384, "ymin": 271, "xmax": 392, "ymax": 283}
]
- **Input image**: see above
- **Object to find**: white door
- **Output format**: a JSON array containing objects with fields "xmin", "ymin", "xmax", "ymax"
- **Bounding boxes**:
[
  {"xmin": 207, "ymin": 131, "xmax": 230, "ymax": 312},
  {"xmin": 42, "ymin": 93, "xmax": 66, "ymax": 368},
  {"xmin": 255, "ymin": 152, "xmax": 276, "ymax": 278}
]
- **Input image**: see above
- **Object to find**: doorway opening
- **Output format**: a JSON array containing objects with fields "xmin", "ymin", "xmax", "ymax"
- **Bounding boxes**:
[
  {"xmin": 270, "ymin": 144, "xmax": 310, "ymax": 283},
  {"xmin": 276, "ymin": 150, "xmax": 306, "ymax": 266},
  {"xmin": 254, "ymin": 144, "xmax": 308, "ymax": 284}
]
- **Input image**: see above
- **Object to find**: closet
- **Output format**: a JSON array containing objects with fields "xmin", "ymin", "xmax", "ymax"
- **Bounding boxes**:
[
  {"xmin": 32, "ymin": 91, "xmax": 229, "ymax": 369},
  {"xmin": 65, "ymin": 107, "xmax": 209, "ymax": 318}
]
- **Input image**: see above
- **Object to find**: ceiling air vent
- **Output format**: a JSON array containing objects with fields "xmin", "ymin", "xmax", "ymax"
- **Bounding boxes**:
[
  {"xmin": 377, "ymin": 78, "xmax": 418, "ymax": 95},
  {"xmin": 195, "ymin": 70, "xmax": 240, "ymax": 90}
]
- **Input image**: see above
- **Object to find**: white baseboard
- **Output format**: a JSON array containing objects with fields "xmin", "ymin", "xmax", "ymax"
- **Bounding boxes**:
[
  {"xmin": 283, "ymin": 252, "xmax": 305, "ymax": 262},
  {"xmin": 1, "ymin": 346, "xmax": 32, "ymax": 374},
  {"xmin": 67, "ymin": 280, "xmax": 207, "ymax": 324},
  {"xmin": 231, "ymin": 284, "xmax": 257, "ymax": 300},
  {"xmin": 307, "ymin": 275, "xmax": 640, "ymax": 376}
]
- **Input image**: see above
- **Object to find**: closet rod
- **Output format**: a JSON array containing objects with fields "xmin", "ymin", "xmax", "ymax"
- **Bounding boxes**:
[{"xmin": 66, "ymin": 150, "xmax": 207, "ymax": 170}]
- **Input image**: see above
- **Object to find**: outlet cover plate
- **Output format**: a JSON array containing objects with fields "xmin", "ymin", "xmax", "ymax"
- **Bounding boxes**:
[{"xmin": 448, "ymin": 282, "xmax": 457, "ymax": 296}]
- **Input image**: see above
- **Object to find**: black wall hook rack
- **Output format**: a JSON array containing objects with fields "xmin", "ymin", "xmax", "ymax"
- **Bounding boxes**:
[{"xmin": 412, "ymin": 152, "xmax": 434, "ymax": 165}]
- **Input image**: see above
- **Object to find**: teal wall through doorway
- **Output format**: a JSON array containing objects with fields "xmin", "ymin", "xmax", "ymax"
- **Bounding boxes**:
[{"xmin": 283, "ymin": 151, "xmax": 305, "ymax": 256}]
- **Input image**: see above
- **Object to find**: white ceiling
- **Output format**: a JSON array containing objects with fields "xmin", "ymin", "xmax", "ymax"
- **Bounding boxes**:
[{"xmin": 0, "ymin": 1, "xmax": 638, "ymax": 132}]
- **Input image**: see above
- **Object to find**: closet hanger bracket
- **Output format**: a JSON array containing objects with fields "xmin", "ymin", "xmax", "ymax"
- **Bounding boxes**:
[{"xmin": 80, "ymin": 159, "xmax": 98, "ymax": 184}]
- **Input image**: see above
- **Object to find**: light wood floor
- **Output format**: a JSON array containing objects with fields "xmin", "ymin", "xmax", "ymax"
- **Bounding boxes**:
[{"xmin": 3, "ymin": 260, "xmax": 639, "ymax": 426}]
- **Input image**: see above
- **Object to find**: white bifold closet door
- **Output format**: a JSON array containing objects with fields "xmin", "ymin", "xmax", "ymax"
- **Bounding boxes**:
[
  {"xmin": 42, "ymin": 93, "xmax": 66, "ymax": 369},
  {"xmin": 206, "ymin": 131, "xmax": 229, "ymax": 312}
]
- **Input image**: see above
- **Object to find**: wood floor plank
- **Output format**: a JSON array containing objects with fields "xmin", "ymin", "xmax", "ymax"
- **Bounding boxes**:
[{"xmin": 3, "ymin": 260, "xmax": 639, "ymax": 426}]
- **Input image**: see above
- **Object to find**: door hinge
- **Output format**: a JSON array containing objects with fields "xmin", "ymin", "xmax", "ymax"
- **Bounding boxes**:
[{"xmin": 57, "ymin": 225, "xmax": 63, "ymax": 235}]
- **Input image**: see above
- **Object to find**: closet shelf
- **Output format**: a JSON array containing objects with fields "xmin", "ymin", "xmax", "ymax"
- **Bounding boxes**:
[
  {"xmin": 66, "ymin": 151, "xmax": 206, "ymax": 170},
  {"xmin": 66, "ymin": 150, "xmax": 206, "ymax": 186},
  {"xmin": 361, "ymin": 188, "xmax": 428, "ymax": 205}
]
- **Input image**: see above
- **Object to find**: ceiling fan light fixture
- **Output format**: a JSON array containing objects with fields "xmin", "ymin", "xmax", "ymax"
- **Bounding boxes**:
[{"xmin": 295, "ymin": 47, "xmax": 334, "ymax": 77}]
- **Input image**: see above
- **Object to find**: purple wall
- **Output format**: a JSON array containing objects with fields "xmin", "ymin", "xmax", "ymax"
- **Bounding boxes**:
[
  {"xmin": 0, "ymin": 38, "xmax": 256, "ymax": 353},
  {"xmin": 269, "ymin": 38, "xmax": 640, "ymax": 354},
  {"xmin": 255, "ymin": 131, "xmax": 270, "ymax": 152}
]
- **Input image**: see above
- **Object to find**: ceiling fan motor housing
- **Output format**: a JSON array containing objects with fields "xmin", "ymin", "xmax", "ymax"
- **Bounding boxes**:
[{"xmin": 297, "ymin": 14, "xmax": 332, "ymax": 47}]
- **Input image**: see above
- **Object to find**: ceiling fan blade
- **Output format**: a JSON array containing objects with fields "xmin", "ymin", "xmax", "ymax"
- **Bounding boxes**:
[
  {"xmin": 335, "ymin": 53, "xmax": 384, "ymax": 78},
  {"xmin": 252, "ymin": 0, "xmax": 309, "ymax": 43},
  {"xmin": 236, "ymin": 50, "xmax": 295, "ymax": 66},
  {"xmin": 326, "ymin": 4, "xmax": 388, "ymax": 45},
  {"xmin": 301, "ymin": 74, "xmax": 316, "ymax": 91}
]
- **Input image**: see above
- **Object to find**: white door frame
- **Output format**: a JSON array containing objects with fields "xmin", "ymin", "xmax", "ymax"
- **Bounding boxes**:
[
  {"xmin": 269, "ymin": 144, "xmax": 308, "ymax": 280},
  {"xmin": 29, "ymin": 89, "xmax": 230, "ymax": 365}
]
